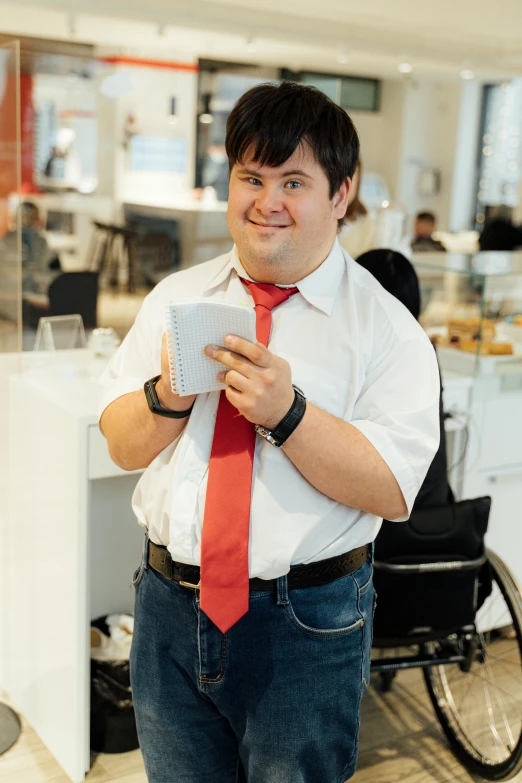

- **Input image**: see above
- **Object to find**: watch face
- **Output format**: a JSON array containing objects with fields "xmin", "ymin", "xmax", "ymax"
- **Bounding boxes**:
[
  {"xmin": 144, "ymin": 376, "xmax": 193, "ymax": 419},
  {"xmin": 255, "ymin": 425, "xmax": 282, "ymax": 447}
]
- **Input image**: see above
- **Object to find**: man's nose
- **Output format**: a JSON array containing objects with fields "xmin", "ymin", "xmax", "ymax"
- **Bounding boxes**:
[{"xmin": 254, "ymin": 185, "xmax": 285, "ymax": 213}]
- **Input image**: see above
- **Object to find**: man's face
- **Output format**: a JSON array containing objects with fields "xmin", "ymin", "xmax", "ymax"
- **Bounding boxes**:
[
  {"xmin": 415, "ymin": 218, "xmax": 435, "ymax": 238},
  {"xmin": 227, "ymin": 143, "xmax": 350, "ymax": 283}
]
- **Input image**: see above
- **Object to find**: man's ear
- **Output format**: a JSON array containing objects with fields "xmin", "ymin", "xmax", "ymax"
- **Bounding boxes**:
[{"xmin": 333, "ymin": 177, "xmax": 352, "ymax": 219}]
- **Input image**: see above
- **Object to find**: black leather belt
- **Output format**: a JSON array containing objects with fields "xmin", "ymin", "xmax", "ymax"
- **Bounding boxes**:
[{"xmin": 148, "ymin": 540, "xmax": 369, "ymax": 592}]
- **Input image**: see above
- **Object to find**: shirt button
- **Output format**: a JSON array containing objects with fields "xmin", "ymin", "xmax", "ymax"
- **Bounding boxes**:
[
  {"xmin": 211, "ymin": 412, "xmax": 217, "ymax": 421},
  {"xmin": 187, "ymin": 470, "xmax": 199, "ymax": 482},
  {"xmin": 177, "ymin": 533, "xmax": 189, "ymax": 545}
]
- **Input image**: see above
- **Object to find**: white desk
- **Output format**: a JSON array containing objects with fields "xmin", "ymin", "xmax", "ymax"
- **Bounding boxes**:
[
  {"xmin": 0, "ymin": 349, "xmax": 475, "ymax": 782},
  {"xmin": 1, "ymin": 350, "xmax": 143, "ymax": 783}
]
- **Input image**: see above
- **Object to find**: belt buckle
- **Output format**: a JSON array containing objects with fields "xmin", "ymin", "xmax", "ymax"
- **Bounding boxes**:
[{"xmin": 179, "ymin": 578, "xmax": 201, "ymax": 590}]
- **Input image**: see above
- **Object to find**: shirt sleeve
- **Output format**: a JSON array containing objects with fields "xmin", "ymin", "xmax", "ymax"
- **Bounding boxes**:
[
  {"xmin": 98, "ymin": 288, "xmax": 163, "ymax": 420},
  {"xmin": 347, "ymin": 325, "xmax": 441, "ymax": 521}
]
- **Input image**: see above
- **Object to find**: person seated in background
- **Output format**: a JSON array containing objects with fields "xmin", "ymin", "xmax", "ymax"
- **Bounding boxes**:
[
  {"xmin": 4, "ymin": 201, "xmax": 61, "ymax": 294},
  {"xmin": 411, "ymin": 211, "xmax": 446, "ymax": 252},
  {"xmin": 338, "ymin": 160, "xmax": 377, "ymax": 258},
  {"xmin": 356, "ymin": 248, "xmax": 453, "ymax": 509},
  {"xmin": 478, "ymin": 218, "xmax": 522, "ymax": 251},
  {"xmin": 340, "ymin": 161, "xmax": 413, "ymax": 259}
]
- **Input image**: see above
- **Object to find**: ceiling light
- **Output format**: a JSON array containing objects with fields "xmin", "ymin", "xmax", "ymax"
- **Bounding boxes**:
[
  {"xmin": 398, "ymin": 62, "xmax": 412, "ymax": 74},
  {"xmin": 460, "ymin": 69, "xmax": 475, "ymax": 80},
  {"xmin": 199, "ymin": 94, "xmax": 214, "ymax": 124}
]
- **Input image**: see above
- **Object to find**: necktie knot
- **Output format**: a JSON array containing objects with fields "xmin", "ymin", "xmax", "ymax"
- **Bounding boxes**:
[
  {"xmin": 241, "ymin": 279, "xmax": 299, "ymax": 312},
  {"xmin": 241, "ymin": 278, "xmax": 298, "ymax": 346}
]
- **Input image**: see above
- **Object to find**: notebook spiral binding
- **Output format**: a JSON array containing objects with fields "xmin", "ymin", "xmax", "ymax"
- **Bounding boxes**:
[{"xmin": 165, "ymin": 303, "xmax": 181, "ymax": 395}]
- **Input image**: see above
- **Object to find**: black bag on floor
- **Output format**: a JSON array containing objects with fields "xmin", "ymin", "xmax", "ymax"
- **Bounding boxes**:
[
  {"xmin": 373, "ymin": 496, "xmax": 492, "ymax": 642},
  {"xmin": 90, "ymin": 616, "xmax": 139, "ymax": 754}
]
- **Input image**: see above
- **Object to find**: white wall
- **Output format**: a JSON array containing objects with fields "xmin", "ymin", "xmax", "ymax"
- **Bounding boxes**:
[
  {"xmin": 395, "ymin": 80, "xmax": 462, "ymax": 230},
  {"xmin": 349, "ymin": 79, "xmax": 466, "ymax": 230},
  {"xmin": 349, "ymin": 79, "xmax": 405, "ymax": 200},
  {"xmin": 95, "ymin": 63, "xmax": 198, "ymax": 206}
]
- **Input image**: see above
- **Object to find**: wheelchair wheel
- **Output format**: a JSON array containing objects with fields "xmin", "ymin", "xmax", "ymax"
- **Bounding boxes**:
[{"xmin": 424, "ymin": 549, "xmax": 522, "ymax": 780}]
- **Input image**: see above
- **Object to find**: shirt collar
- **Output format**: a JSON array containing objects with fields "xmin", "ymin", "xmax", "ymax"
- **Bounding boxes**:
[{"xmin": 203, "ymin": 238, "xmax": 346, "ymax": 316}]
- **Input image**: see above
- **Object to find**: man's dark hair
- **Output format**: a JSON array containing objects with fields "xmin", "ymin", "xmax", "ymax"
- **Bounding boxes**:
[
  {"xmin": 226, "ymin": 81, "xmax": 360, "ymax": 229},
  {"xmin": 356, "ymin": 248, "xmax": 421, "ymax": 320},
  {"xmin": 416, "ymin": 211, "xmax": 436, "ymax": 223}
]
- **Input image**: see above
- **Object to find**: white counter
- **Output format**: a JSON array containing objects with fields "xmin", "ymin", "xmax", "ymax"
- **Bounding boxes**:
[{"xmin": 1, "ymin": 350, "xmax": 143, "ymax": 783}]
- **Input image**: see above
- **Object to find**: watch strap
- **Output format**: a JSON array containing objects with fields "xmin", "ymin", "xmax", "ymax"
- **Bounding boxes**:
[
  {"xmin": 144, "ymin": 375, "xmax": 194, "ymax": 419},
  {"xmin": 255, "ymin": 385, "xmax": 306, "ymax": 447}
]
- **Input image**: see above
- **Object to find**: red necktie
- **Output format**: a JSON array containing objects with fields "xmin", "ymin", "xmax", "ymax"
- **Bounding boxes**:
[{"xmin": 200, "ymin": 280, "xmax": 299, "ymax": 633}]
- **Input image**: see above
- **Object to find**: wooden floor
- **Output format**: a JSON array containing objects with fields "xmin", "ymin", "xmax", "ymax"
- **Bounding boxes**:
[{"xmin": 2, "ymin": 663, "xmax": 522, "ymax": 783}]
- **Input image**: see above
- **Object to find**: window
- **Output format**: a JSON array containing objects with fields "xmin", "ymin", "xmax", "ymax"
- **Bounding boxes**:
[{"xmin": 282, "ymin": 69, "xmax": 380, "ymax": 112}]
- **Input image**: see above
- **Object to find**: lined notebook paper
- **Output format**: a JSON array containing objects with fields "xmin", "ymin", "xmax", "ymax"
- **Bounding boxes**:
[{"xmin": 165, "ymin": 299, "xmax": 257, "ymax": 396}]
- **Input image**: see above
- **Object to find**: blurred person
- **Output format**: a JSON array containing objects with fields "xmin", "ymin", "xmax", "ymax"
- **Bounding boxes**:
[
  {"xmin": 411, "ymin": 210, "xmax": 446, "ymax": 252},
  {"xmin": 340, "ymin": 162, "xmax": 412, "ymax": 259},
  {"xmin": 99, "ymin": 82, "xmax": 440, "ymax": 783},
  {"xmin": 2, "ymin": 201, "xmax": 60, "ymax": 294},
  {"xmin": 338, "ymin": 160, "xmax": 377, "ymax": 257},
  {"xmin": 356, "ymin": 248, "xmax": 453, "ymax": 508}
]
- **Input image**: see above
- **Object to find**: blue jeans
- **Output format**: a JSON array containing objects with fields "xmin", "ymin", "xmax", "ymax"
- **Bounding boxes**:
[{"xmin": 130, "ymin": 537, "xmax": 375, "ymax": 783}]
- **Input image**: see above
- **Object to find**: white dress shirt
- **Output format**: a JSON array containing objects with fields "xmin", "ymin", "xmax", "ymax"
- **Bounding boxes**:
[{"xmin": 99, "ymin": 239, "xmax": 440, "ymax": 579}]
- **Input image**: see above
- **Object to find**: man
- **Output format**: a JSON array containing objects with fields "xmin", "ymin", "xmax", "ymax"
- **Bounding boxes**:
[
  {"xmin": 411, "ymin": 210, "xmax": 446, "ymax": 252},
  {"xmin": 99, "ymin": 81, "xmax": 440, "ymax": 783}
]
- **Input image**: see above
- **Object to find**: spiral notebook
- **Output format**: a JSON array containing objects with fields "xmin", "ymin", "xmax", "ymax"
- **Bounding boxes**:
[{"xmin": 165, "ymin": 299, "xmax": 257, "ymax": 396}]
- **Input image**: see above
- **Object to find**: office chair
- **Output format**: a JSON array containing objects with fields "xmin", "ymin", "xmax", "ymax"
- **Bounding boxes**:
[{"xmin": 47, "ymin": 271, "xmax": 99, "ymax": 329}]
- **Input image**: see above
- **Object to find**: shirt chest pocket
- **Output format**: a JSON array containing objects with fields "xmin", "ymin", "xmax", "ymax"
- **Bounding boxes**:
[{"xmin": 289, "ymin": 357, "xmax": 348, "ymax": 419}]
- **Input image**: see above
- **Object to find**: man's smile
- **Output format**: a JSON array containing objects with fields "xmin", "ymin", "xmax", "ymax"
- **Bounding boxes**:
[{"xmin": 247, "ymin": 218, "xmax": 291, "ymax": 229}]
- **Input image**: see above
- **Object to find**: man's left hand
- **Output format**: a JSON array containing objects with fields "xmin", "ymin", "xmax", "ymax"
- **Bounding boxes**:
[{"xmin": 204, "ymin": 334, "xmax": 294, "ymax": 428}]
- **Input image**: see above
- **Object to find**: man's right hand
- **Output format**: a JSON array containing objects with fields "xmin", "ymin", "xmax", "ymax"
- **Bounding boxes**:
[{"xmin": 155, "ymin": 333, "xmax": 198, "ymax": 412}]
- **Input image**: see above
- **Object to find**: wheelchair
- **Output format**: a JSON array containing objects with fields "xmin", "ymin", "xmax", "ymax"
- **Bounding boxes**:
[{"xmin": 370, "ymin": 496, "xmax": 522, "ymax": 781}]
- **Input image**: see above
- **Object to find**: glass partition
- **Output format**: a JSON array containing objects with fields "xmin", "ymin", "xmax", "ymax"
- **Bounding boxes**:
[
  {"xmin": 413, "ymin": 251, "xmax": 522, "ymax": 377},
  {"xmin": 0, "ymin": 40, "xmax": 21, "ymax": 353}
]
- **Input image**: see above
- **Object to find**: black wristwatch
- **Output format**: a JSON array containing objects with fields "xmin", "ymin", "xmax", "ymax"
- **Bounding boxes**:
[
  {"xmin": 255, "ymin": 385, "xmax": 306, "ymax": 447},
  {"xmin": 144, "ymin": 375, "xmax": 195, "ymax": 419}
]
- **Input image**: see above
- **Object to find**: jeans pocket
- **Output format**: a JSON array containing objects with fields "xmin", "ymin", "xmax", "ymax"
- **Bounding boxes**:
[
  {"xmin": 284, "ymin": 572, "xmax": 364, "ymax": 639},
  {"xmin": 360, "ymin": 582, "xmax": 376, "ymax": 689}
]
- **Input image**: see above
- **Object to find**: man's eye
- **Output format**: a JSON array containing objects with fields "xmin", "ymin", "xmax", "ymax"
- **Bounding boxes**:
[
  {"xmin": 286, "ymin": 181, "xmax": 302, "ymax": 189},
  {"xmin": 248, "ymin": 178, "xmax": 262, "ymax": 186}
]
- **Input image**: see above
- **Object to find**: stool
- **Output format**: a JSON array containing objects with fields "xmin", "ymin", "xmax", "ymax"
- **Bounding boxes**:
[{"xmin": 87, "ymin": 222, "xmax": 139, "ymax": 292}]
